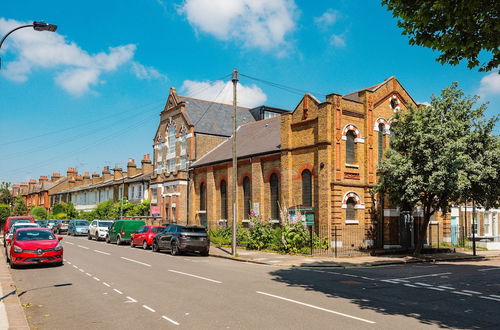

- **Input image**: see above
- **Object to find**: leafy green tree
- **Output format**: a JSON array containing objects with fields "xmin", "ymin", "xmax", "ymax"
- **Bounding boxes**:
[
  {"xmin": 377, "ymin": 83, "xmax": 499, "ymax": 255},
  {"xmin": 30, "ymin": 206, "xmax": 47, "ymax": 220},
  {"xmin": 52, "ymin": 202, "xmax": 68, "ymax": 216},
  {"xmin": 125, "ymin": 199, "xmax": 150, "ymax": 217},
  {"xmin": 66, "ymin": 202, "xmax": 78, "ymax": 218},
  {"xmin": 12, "ymin": 196, "xmax": 28, "ymax": 216},
  {"xmin": 382, "ymin": 0, "xmax": 499, "ymax": 72},
  {"xmin": 0, "ymin": 182, "xmax": 13, "ymax": 206},
  {"xmin": 0, "ymin": 204, "xmax": 10, "ymax": 228}
]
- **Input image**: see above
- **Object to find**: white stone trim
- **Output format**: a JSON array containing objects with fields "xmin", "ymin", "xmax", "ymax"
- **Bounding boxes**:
[
  {"xmin": 345, "ymin": 220, "xmax": 359, "ymax": 224},
  {"xmin": 331, "ymin": 241, "xmax": 343, "ymax": 247},
  {"xmin": 354, "ymin": 138, "xmax": 365, "ymax": 143},
  {"xmin": 354, "ymin": 204, "xmax": 365, "ymax": 209},
  {"xmin": 162, "ymin": 180, "xmax": 188, "ymax": 187}
]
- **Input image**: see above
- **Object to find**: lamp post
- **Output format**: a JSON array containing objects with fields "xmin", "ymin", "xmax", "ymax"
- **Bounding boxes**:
[{"xmin": 0, "ymin": 21, "xmax": 58, "ymax": 69}]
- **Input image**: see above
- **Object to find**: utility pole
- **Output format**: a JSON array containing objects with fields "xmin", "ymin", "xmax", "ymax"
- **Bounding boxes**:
[
  {"xmin": 231, "ymin": 68, "xmax": 238, "ymax": 257},
  {"xmin": 472, "ymin": 199, "xmax": 477, "ymax": 256}
]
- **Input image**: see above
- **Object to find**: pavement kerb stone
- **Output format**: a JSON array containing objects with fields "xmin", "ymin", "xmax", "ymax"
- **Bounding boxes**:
[
  {"xmin": 0, "ymin": 249, "xmax": 30, "ymax": 330},
  {"xmin": 209, "ymin": 252, "xmax": 272, "ymax": 265}
]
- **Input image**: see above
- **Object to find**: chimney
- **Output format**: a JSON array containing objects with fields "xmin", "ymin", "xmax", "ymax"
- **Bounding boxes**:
[
  {"xmin": 68, "ymin": 176, "xmax": 76, "ymax": 189},
  {"xmin": 127, "ymin": 158, "xmax": 137, "ymax": 177},
  {"xmin": 51, "ymin": 173, "xmax": 61, "ymax": 182},
  {"xmin": 20, "ymin": 182, "xmax": 28, "ymax": 195},
  {"xmin": 91, "ymin": 172, "xmax": 101, "ymax": 185},
  {"xmin": 141, "ymin": 154, "xmax": 153, "ymax": 174},
  {"xmin": 113, "ymin": 166, "xmax": 123, "ymax": 180},
  {"xmin": 82, "ymin": 172, "xmax": 91, "ymax": 185},
  {"xmin": 75, "ymin": 175, "xmax": 83, "ymax": 187},
  {"xmin": 102, "ymin": 166, "xmax": 111, "ymax": 181},
  {"xmin": 39, "ymin": 176, "xmax": 48, "ymax": 183},
  {"xmin": 66, "ymin": 167, "xmax": 77, "ymax": 178}
]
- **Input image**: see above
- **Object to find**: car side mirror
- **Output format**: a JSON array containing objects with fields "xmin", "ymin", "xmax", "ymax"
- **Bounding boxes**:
[
  {"xmin": 6, "ymin": 238, "xmax": 12, "ymax": 243},
  {"xmin": 58, "ymin": 236, "xmax": 63, "ymax": 241}
]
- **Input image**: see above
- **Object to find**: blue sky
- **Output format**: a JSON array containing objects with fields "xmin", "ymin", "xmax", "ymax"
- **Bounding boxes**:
[{"xmin": 1, "ymin": 0, "xmax": 499, "ymax": 183}]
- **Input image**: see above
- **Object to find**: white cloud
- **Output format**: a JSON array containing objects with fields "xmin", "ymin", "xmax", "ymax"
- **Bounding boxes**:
[
  {"xmin": 478, "ymin": 71, "xmax": 500, "ymax": 96},
  {"xmin": 179, "ymin": 0, "xmax": 297, "ymax": 51},
  {"xmin": 314, "ymin": 9, "xmax": 339, "ymax": 28},
  {"xmin": 330, "ymin": 34, "xmax": 346, "ymax": 48},
  {"xmin": 0, "ymin": 18, "xmax": 164, "ymax": 96},
  {"xmin": 131, "ymin": 62, "xmax": 167, "ymax": 80},
  {"xmin": 181, "ymin": 79, "xmax": 267, "ymax": 108}
]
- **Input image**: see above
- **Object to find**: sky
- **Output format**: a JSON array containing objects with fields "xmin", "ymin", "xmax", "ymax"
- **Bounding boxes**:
[{"xmin": 1, "ymin": 0, "xmax": 499, "ymax": 184}]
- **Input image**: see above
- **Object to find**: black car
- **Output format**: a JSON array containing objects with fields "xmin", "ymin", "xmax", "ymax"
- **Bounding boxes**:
[{"xmin": 152, "ymin": 225, "xmax": 209, "ymax": 256}]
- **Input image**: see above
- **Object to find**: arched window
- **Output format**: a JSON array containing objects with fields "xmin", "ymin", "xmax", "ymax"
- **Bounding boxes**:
[
  {"xmin": 301, "ymin": 169, "xmax": 312, "ymax": 207},
  {"xmin": 220, "ymin": 180, "xmax": 227, "ymax": 220},
  {"xmin": 346, "ymin": 197, "xmax": 356, "ymax": 220},
  {"xmin": 378, "ymin": 123, "xmax": 385, "ymax": 163},
  {"xmin": 168, "ymin": 125, "xmax": 176, "ymax": 152},
  {"xmin": 243, "ymin": 177, "xmax": 251, "ymax": 219},
  {"xmin": 346, "ymin": 130, "xmax": 357, "ymax": 164},
  {"xmin": 180, "ymin": 131, "xmax": 187, "ymax": 170},
  {"xmin": 199, "ymin": 182, "xmax": 207, "ymax": 227},
  {"xmin": 270, "ymin": 173, "xmax": 280, "ymax": 220}
]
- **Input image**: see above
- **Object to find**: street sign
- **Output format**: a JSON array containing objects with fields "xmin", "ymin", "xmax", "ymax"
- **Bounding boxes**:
[{"xmin": 305, "ymin": 213, "xmax": 314, "ymax": 226}]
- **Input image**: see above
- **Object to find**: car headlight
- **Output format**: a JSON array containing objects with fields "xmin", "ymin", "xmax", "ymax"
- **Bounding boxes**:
[
  {"xmin": 13, "ymin": 245, "xmax": 23, "ymax": 253},
  {"xmin": 54, "ymin": 243, "xmax": 63, "ymax": 251}
]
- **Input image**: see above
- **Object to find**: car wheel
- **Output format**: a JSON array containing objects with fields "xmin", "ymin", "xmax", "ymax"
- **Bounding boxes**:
[
  {"xmin": 9, "ymin": 257, "xmax": 16, "ymax": 269},
  {"xmin": 117, "ymin": 236, "xmax": 122, "ymax": 245},
  {"xmin": 201, "ymin": 249, "xmax": 209, "ymax": 257},
  {"xmin": 105, "ymin": 235, "xmax": 110, "ymax": 244},
  {"xmin": 171, "ymin": 241, "xmax": 180, "ymax": 256},
  {"xmin": 142, "ymin": 241, "xmax": 148, "ymax": 250},
  {"xmin": 88, "ymin": 233, "xmax": 92, "ymax": 240},
  {"xmin": 55, "ymin": 261, "xmax": 63, "ymax": 267},
  {"xmin": 152, "ymin": 241, "xmax": 159, "ymax": 252}
]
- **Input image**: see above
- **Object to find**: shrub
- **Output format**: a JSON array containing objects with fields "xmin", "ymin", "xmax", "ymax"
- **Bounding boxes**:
[
  {"xmin": 247, "ymin": 219, "xmax": 274, "ymax": 250},
  {"xmin": 0, "ymin": 204, "xmax": 10, "ymax": 228},
  {"xmin": 30, "ymin": 206, "xmax": 47, "ymax": 220}
]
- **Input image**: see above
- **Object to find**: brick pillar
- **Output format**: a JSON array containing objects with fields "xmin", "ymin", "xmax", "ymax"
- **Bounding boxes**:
[{"xmin": 206, "ymin": 167, "xmax": 216, "ymax": 229}]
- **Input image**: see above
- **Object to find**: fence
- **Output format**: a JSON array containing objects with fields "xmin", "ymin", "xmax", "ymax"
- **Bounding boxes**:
[{"xmin": 313, "ymin": 224, "xmax": 374, "ymax": 257}]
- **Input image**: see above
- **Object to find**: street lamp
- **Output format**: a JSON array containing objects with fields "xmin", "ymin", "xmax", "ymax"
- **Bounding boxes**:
[{"xmin": 0, "ymin": 21, "xmax": 58, "ymax": 69}]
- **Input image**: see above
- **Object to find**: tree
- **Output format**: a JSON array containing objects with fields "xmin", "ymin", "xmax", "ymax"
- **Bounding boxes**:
[
  {"xmin": 0, "ymin": 204, "xmax": 10, "ymax": 227},
  {"xmin": 376, "ymin": 83, "xmax": 499, "ymax": 255},
  {"xmin": 30, "ymin": 206, "xmax": 47, "ymax": 220},
  {"xmin": 0, "ymin": 182, "xmax": 13, "ymax": 206},
  {"xmin": 52, "ymin": 202, "xmax": 68, "ymax": 216},
  {"xmin": 12, "ymin": 196, "xmax": 28, "ymax": 216},
  {"xmin": 382, "ymin": 0, "xmax": 499, "ymax": 72},
  {"xmin": 66, "ymin": 202, "xmax": 78, "ymax": 218}
]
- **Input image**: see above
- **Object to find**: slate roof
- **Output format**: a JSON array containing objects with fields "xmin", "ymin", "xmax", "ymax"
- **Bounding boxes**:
[
  {"xmin": 191, "ymin": 116, "xmax": 281, "ymax": 168},
  {"xmin": 125, "ymin": 172, "xmax": 152, "ymax": 184},
  {"xmin": 179, "ymin": 96, "xmax": 255, "ymax": 137},
  {"xmin": 342, "ymin": 77, "xmax": 392, "ymax": 103}
]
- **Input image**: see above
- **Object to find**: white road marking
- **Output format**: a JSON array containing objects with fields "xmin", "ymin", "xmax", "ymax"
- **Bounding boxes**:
[
  {"xmin": 168, "ymin": 269, "xmax": 222, "ymax": 284},
  {"xmin": 93, "ymin": 277, "xmax": 100, "ymax": 281},
  {"xmin": 360, "ymin": 276, "xmax": 376, "ymax": 281},
  {"xmin": 404, "ymin": 284, "xmax": 418, "ymax": 288},
  {"xmin": 452, "ymin": 291, "xmax": 472, "ymax": 296},
  {"xmin": 426, "ymin": 287, "xmax": 444, "ymax": 291},
  {"xmin": 256, "ymin": 291, "xmax": 375, "ymax": 324},
  {"xmin": 480, "ymin": 296, "xmax": 500, "ymax": 302},
  {"xmin": 394, "ymin": 279, "xmax": 409, "ymax": 283},
  {"xmin": 79, "ymin": 269, "xmax": 84, "ymax": 272},
  {"xmin": 381, "ymin": 280, "xmax": 400, "ymax": 284},
  {"xmin": 113, "ymin": 289, "xmax": 123, "ymax": 295},
  {"xmin": 77, "ymin": 245, "xmax": 89, "ymax": 250},
  {"xmin": 415, "ymin": 282, "xmax": 431, "ymax": 287},
  {"xmin": 162, "ymin": 315, "xmax": 180, "ymax": 326},
  {"xmin": 490, "ymin": 295, "xmax": 500, "ymax": 299},
  {"xmin": 85, "ymin": 273, "xmax": 92, "ymax": 277},
  {"xmin": 478, "ymin": 268, "xmax": 500, "ymax": 272},
  {"xmin": 65, "ymin": 242, "xmax": 74, "ymax": 245},
  {"xmin": 126, "ymin": 296, "xmax": 137, "ymax": 303},
  {"xmin": 142, "ymin": 305, "xmax": 155, "ymax": 312},
  {"xmin": 437, "ymin": 286, "xmax": 455, "ymax": 290},
  {"xmin": 94, "ymin": 249, "xmax": 111, "ymax": 255},
  {"xmin": 72, "ymin": 265, "xmax": 78, "ymax": 268},
  {"xmin": 462, "ymin": 290, "xmax": 481, "ymax": 295},
  {"xmin": 120, "ymin": 257, "xmax": 151, "ymax": 267},
  {"xmin": 103, "ymin": 282, "xmax": 111, "ymax": 287},
  {"xmin": 389, "ymin": 272, "xmax": 451, "ymax": 281},
  {"xmin": 67, "ymin": 261, "xmax": 72, "ymax": 265}
]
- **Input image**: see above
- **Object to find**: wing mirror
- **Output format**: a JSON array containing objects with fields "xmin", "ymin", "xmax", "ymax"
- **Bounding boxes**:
[
  {"xmin": 6, "ymin": 238, "xmax": 12, "ymax": 243},
  {"xmin": 58, "ymin": 236, "xmax": 63, "ymax": 241}
]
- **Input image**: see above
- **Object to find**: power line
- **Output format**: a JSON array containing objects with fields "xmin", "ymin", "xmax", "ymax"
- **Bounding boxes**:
[
  {"xmin": 192, "ymin": 81, "xmax": 230, "ymax": 127},
  {"xmin": 239, "ymin": 73, "xmax": 327, "ymax": 98}
]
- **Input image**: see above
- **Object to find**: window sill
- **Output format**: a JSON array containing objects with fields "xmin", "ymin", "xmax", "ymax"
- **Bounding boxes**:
[
  {"xmin": 345, "ymin": 164, "xmax": 359, "ymax": 169},
  {"xmin": 345, "ymin": 220, "xmax": 359, "ymax": 225}
]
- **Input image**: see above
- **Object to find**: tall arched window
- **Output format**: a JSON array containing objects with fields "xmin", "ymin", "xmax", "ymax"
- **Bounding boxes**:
[
  {"xmin": 301, "ymin": 169, "xmax": 312, "ymax": 207},
  {"xmin": 270, "ymin": 173, "xmax": 280, "ymax": 220},
  {"xmin": 180, "ymin": 131, "xmax": 187, "ymax": 170},
  {"xmin": 220, "ymin": 180, "xmax": 227, "ymax": 220},
  {"xmin": 199, "ymin": 182, "xmax": 207, "ymax": 227},
  {"xmin": 346, "ymin": 197, "xmax": 356, "ymax": 220},
  {"xmin": 346, "ymin": 130, "xmax": 357, "ymax": 164},
  {"xmin": 168, "ymin": 125, "xmax": 176, "ymax": 152},
  {"xmin": 378, "ymin": 123, "xmax": 385, "ymax": 163},
  {"xmin": 243, "ymin": 177, "xmax": 251, "ymax": 219}
]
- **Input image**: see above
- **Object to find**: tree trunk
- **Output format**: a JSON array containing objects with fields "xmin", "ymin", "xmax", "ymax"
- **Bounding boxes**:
[{"xmin": 414, "ymin": 213, "xmax": 432, "ymax": 256}]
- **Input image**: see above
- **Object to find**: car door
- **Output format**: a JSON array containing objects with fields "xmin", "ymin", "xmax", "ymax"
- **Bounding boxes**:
[
  {"xmin": 158, "ymin": 225, "xmax": 173, "ymax": 249},
  {"xmin": 134, "ymin": 226, "xmax": 145, "ymax": 245},
  {"xmin": 90, "ymin": 221, "xmax": 96, "ymax": 236}
]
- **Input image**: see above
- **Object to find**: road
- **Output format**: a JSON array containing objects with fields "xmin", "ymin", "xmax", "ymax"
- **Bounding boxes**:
[{"xmin": 5, "ymin": 235, "xmax": 500, "ymax": 329}]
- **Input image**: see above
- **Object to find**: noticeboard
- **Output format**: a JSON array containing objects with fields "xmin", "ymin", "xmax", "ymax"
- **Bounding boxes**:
[{"xmin": 305, "ymin": 213, "xmax": 314, "ymax": 226}]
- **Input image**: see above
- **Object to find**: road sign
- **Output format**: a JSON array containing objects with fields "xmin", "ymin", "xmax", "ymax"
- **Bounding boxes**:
[{"xmin": 305, "ymin": 213, "xmax": 314, "ymax": 226}]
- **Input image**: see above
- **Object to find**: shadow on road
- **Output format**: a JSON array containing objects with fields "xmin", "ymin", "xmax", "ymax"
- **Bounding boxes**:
[{"xmin": 268, "ymin": 263, "xmax": 500, "ymax": 329}]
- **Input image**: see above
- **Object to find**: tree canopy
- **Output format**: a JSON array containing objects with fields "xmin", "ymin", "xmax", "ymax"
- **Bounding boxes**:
[
  {"xmin": 377, "ymin": 82, "xmax": 499, "ymax": 254},
  {"xmin": 30, "ymin": 206, "xmax": 47, "ymax": 220},
  {"xmin": 0, "ymin": 182, "xmax": 13, "ymax": 206},
  {"xmin": 382, "ymin": 0, "xmax": 499, "ymax": 72},
  {"xmin": 12, "ymin": 195, "xmax": 28, "ymax": 216}
]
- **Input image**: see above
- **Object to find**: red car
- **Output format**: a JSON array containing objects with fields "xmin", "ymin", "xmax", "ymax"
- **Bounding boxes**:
[
  {"xmin": 3, "ymin": 216, "xmax": 35, "ymax": 246},
  {"xmin": 5, "ymin": 228, "xmax": 63, "ymax": 268},
  {"xmin": 130, "ymin": 225, "xmax": 165, "ymax": 249}
]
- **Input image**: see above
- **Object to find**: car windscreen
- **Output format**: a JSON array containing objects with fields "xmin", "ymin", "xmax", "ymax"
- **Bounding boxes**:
[
  {"xmin": 99, "ymin": 221, "xmax": 113, "ymax": 228},
  {"xmin": 179, "ymin": 227, "xmax": 207, "ymax": 233},
  {"xmin": 151, "ymin": 227, "xmax": 164, "ymax": 233},
  {"xmin": 16, "ymin": 230, "xmax": 55, "ymax": 241},
  {"xmin": 10, "ymin": 219, "xmax": 30, "ymax": 227},
  {"xmin": 75, "ymin": 221, "xmax": 89, "ymax": 226},
  {"xmin": 12, "ymin": 224, "xmax": 39, "ymax": 232}
]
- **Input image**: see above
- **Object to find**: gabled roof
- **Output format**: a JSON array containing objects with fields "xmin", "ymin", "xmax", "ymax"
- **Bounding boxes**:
[
  {"xmin": 191, "ymin": 116, "xmax": 281, "ymax": 168},
  {"xmin": 179, "ymin": 96, "xmax": 255, "ymax": 137},
  {"xmin": 342, "ymin": 77, "xmax": 391, "ymax": 103}
]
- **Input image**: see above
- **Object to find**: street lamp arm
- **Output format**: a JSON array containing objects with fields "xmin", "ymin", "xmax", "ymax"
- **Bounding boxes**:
[{"xmin": 0, "ymin": 24, "xmax": 33, "ymax": 50}]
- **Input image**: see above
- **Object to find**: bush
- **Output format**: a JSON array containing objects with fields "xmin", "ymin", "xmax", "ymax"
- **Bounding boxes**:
[
  {"xmin": 30, "ymin": 206, "xmax": 47, "ymax": 220},
  {"xmin": 0, "ymin": 204, "xmax": 10, "ymax": 228},
  {"xmin": 247, "ymin": 219, "xmax": 274, "ymax": 250}
]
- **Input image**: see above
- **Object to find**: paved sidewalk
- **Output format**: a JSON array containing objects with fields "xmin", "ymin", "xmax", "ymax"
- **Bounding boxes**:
[
  {"xmin": 209, "ymin": 246, "xmax": 500, "ymax": 267},
  {"xmin": 0, "ymin": 248, "xmax": 30, "ymax": 330}
]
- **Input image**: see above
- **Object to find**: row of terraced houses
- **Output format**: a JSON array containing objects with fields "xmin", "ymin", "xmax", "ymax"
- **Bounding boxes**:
[{"xmin": 12, "ymin": 77, "xmax": 500, "ymax": 252}]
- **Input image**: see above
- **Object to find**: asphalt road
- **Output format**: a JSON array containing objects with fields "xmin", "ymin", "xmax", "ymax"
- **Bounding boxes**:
[{"xmin": 6, "ymin": 235, "xmax": 500, "ymax": 329}]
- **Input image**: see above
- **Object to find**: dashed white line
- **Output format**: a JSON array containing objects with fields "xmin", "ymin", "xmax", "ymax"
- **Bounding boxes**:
[
  {"xmin": 85, "ymin": 273, "xmax": 92, "ymax": 277},
  {"xmin": 480, "ymin": 296, "xmax": 500, "ymax": 302},
  {"xmin": 126, "ymin": 296, "xmax": 137, "ymax": 303},
  {"xmin": 452, "ymin": 291, "xmax": 472, "ymax": 296},
  {"xmin": 65, "ymin": 242, "xmax": 74, "ymax": 245},
  {"xmin": 162, "ymin": 315, "xmax": 180, "ymax": 325},
  {"xmin": 462, "ymin": 290, "xmax": 481, "ymax": 295},
  {"xmin": 404, "ymin": 284, "xmax": 418, "ymax": 288},
  {"xmin": 113, "ymin": 289, "xmax": 123, "ymax": 295},
  {"xmin": 77, "ymin": 245, "xmax": 89, "ymax": 250},
  {"xmin": 478, "ymin": 268, "xmax": 500, "ymax": 272},
  {"xmin": 437, "ymin": 286, "xmax": 455, "ymax": 290},
  {"xmin": 381, "ymin": 280, "xmax": 400, "ymax": 284},
  {"xmin": 103, "ymin": 282, "xmax": 111, "ymax": 287},
  {"xmin": 72, "ymin": 265, "xmax": 78, "ymax": 269},
  {"xmin": 142, "ymin": 305, "xmax": 155, "ymax": 312},
  {"xmin": 120, "ymin": 257, "xmax": 151, "ymax": 267},
  {"xmin": 79, "ymin": 269, "xmax": 84, "ymax": 272},
  {"xmin": 93, "ymin": 277, "xmax": 100, "ymax": 281},
  {"xmin": 67, "ymin": 261, "xmax": 72, "ymax": 265},
  {"xmin": 389, "ymin": 272, "xmax": 451, "ymax": 280},
  {"xmin": 168, "ymin": 269, "xmax": 221, "ymax": 284},
  {"xmin": 426, "ymin": 287, "xmax": 444, "ymax": 291},
  {"xmin": 94, "ymin": 249, "xmax": 111, "ymax": 255},
  {"xmin": 415, "ymin": 282, "xmax": 432, "ymax": 287},
  {"xmin": 490, "ymin": 295, "xmax": 500, "ymax": 299},
  {"xmin": 256, "ymin": 291, "xmax": 375, "ymax": 324}
]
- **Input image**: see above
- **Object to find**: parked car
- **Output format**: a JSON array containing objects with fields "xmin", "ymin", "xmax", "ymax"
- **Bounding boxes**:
[
  {"xmin": 54, "ymin": 220, "xmax": 70, "ymax": 234},
  {"xmin": 35, "ymin": 220, "xmax": 48, "ymax": 228},
  {"xmin": 106, "ymin": 220, "xmax": 145, "ymax": 245},
  {"xmin": 4, "ymin": 223, "xmax": 41, "ymax": 249},
  {"xmin": 67, "ymin": 220, "xmax": 90, "ymax": 236},
  {"xmin": 130, "ymin": 225, "xmax": 165, "ymax": 249},
  {"xmin": 88, "ymin": 220, "xmax": 114, "ymax": 241},
  {"xmin": 47, "ymin": 220, "xmax": 57, "ymax": 230},
  {"xmin": 5, "ymin": 228, "xmax": 63, "ymax": 268},
  {"xmin": 3, "ymin": 216, "xmax": 35, "ymax": 246},
  {"xmin": 152, "ymin": 225, "xmax": 209, "ymax": 256}
]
